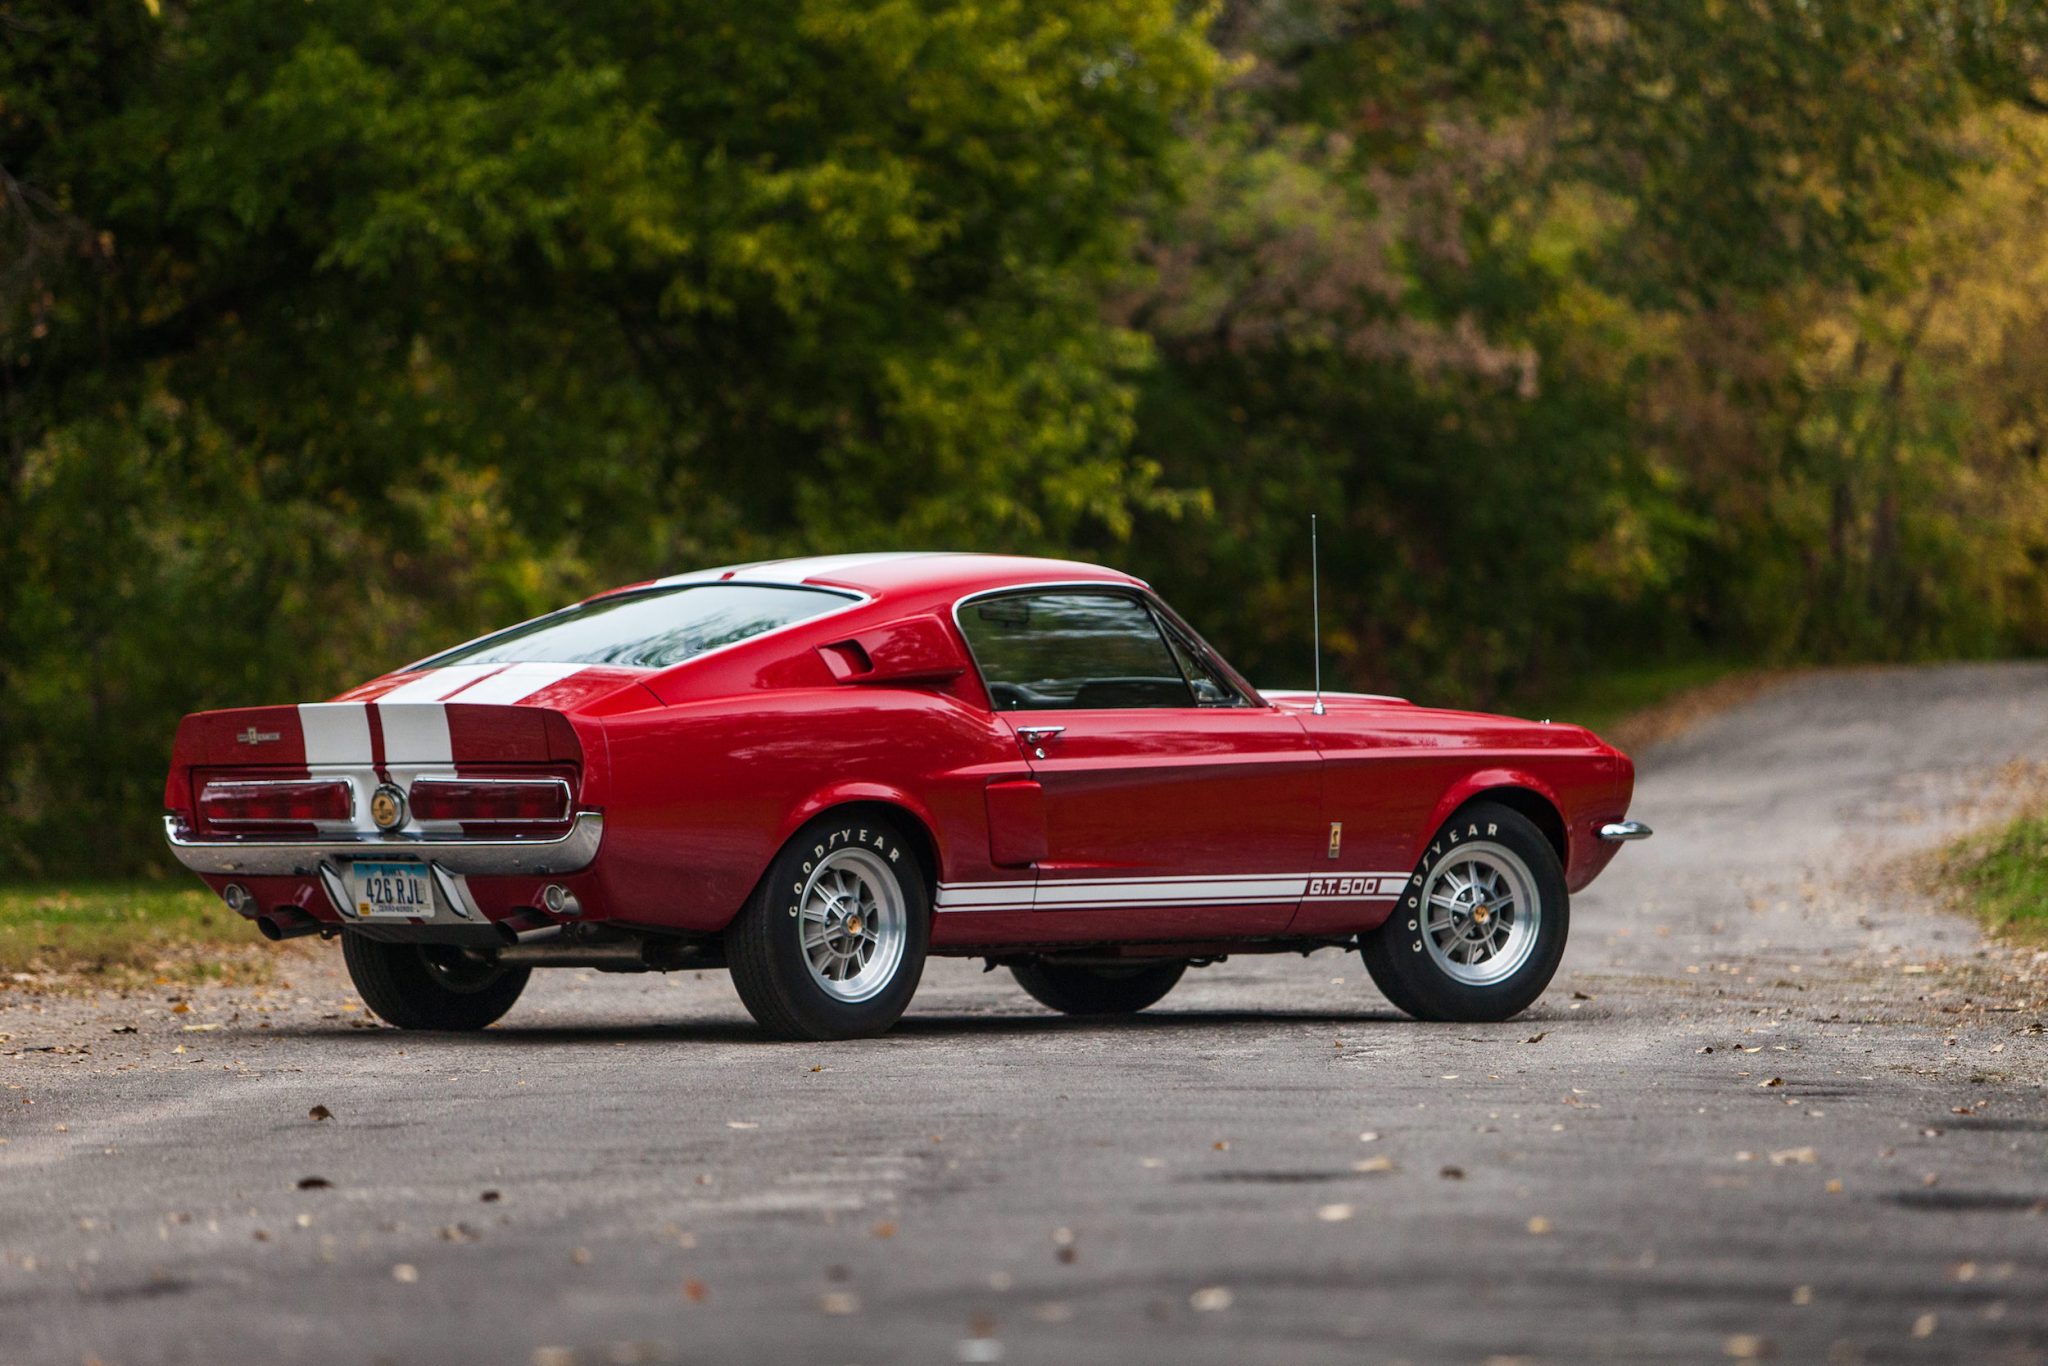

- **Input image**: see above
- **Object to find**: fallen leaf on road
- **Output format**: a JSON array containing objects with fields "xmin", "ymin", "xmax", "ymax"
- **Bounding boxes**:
[
  {"xmin": 1213, "ymin": 1140, "xmax": 1230, "ymax": 1151},
  {"xmin": 1913, "ymin": 1313, "xmax": 1938, "ymax": 1338},
  {"xmin": 1316, "ymin": 1203, "xmax": 1354, "ymax": 1222},
  {"xmin": 1723, "ymin": 1334, "xmax": 1771, "ymax": 1359},
  {"xmin": 1354, "ymin": 1156, "xmax": 1395, "ymax": 1173},
  {"xmin": 182, "ymin": 1023, "xmax": 221, "ymax": 1033},
  {"xmin": 871, "ymin": 1221, "xmax": 898, "ymax": 1239},
  {"xmin": 727, "ymin": 1121, "xmax": 758, "ymax": 1130},
  {"xmin": 480, "ymin": 1190, "xmax": 501, "ymax": 1203},
  {"xmin": 818, "ymin": 1292, "xmax": 861, "ymax": 1315},
  {"xmin": 296, "ymin": 1177, "xmax": 331, "ymax": 1190},
  {"xmin": 1825, "ymin": 1179, "xmax": 1844, "ymax": 1194},
  {"xmin": 1527, "ymin": 1217, "xmax": 1552, "ymax": 1235},
  {"xmin": 111, "ymin": 1026, "xmax": 136, "ymax": 1035},
  {"xmin": 1768, "ymin": 1147, "xmax": 1817, "ymax": 1166},
  {"xmin": 308, "ymin": 1105, "xmax": 332, "ymax": 1122},
  {"xmin": 1440, "ymin": 1166, "xmax": 1465, "ymax": 1180},
  {"xmin": 1793, "ymin": 1286, "xmax": 1813, "ymax": 1305},
  {"xmin": 1760, "ymin": 1078, "xmax": 1784, "ymax": 1088},
  {"xmin": 1525, "ymin": 1032, "xmax": 1547, "ymax": 1044},
  {"xmin": 570, "ymin": 1247, "xmax": 592, "ymax": 1265},
  {"xmin": 170, "ymin": 1003, "xmax": 190, "ymax": 1015},
  {"xmin": 1572, "ymin": 991, "xmax": 1592, "ymax": 1000},
  {"xmin": 1189, "ymin": 1287, "xmax": 1233, "ymax": 1312},
  {"xmin": 392, "ymin": 1264, "xmax": 418, "ymax": 1283},
  {"xmin": 682, "ymin": 1279, "xmax": 707, "ymax": 1303}
]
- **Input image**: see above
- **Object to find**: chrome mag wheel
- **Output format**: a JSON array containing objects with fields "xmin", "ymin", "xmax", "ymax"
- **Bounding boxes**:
[
  {"xmin": 797, "ymin": 846, "xmax": 908, "ymax": 1004},
  {"xmin": 1418, "ymin": 841, "xmax": 1542, "ymax": 987}
]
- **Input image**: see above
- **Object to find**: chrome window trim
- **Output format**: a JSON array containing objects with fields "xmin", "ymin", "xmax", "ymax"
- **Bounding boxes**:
[
  {"xmin": 949, "ymin": 580, "xmax": 1270, "ymax": 714},
  {"xmin": 163, "ymin": 811, "xmax": 605, "ymax": 877}
]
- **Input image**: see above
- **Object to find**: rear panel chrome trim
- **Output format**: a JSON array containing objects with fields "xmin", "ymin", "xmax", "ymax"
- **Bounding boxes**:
[{"xmin": 163, "ymin": 811, "xmax": 605, "ymax": 877}]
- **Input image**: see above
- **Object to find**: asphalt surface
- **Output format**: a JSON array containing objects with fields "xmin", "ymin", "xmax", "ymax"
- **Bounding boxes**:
[{"xmin": 6, "ymin": 663, "xmax": 2048, "ymax": 1365}]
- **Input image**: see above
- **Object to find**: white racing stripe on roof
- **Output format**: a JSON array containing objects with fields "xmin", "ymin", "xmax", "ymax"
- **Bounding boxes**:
[
  {"xmin": 375, "ymin": 664, "xmax": 507, "ymax": 703},
  {"xmin": 298, "ymin": 704, "xmax": 374, "ymax": 765},
  {"xmin": 656, "ymin": 552, "xmax": 931, "ymax": 587},
  {"xmin": 446, "ymin": 661, "xmax": 588, "ymax": 705}
]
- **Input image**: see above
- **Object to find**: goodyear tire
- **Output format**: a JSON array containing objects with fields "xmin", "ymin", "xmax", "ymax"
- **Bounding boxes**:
[
  {"xmin": 1011, "ymin": 960, "xmax": 1185, "ymax": 1016},
  {"xmin": 1360, "ymin": 802, "xmax": 1569, "ymax": 1022},
  {"xmin": 726, "ymin": 813, "xmax": 931, "ymax": 1041},
  {"xmin": 341, "ymin": 936, "xmax": 530, "ymax": 1031}
]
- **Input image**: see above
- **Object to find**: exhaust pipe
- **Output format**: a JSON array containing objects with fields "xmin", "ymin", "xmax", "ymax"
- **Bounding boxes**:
[
  {"xmin": 494, "ymin": 930, "xmax": 715, "ymax": 972},
  {"xmin": 255, "ymin": 908, "xmax": 323, "ymax": 941}
]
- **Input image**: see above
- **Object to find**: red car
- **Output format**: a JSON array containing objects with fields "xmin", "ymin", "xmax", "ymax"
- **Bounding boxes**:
[{"xmin": 164, "ymin": 553, "xmax": 1649, "ymax": 1039}]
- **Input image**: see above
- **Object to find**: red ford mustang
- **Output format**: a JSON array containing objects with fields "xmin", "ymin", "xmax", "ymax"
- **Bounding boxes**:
[{"xmin": 164, "ymin": 553, "xmax": 1648, "ymax": 1039}]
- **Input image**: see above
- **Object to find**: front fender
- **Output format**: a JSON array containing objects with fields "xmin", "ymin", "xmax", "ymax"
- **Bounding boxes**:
[{"xmin": 1410, "ymin": 767, "xmax": 1568, "ymax": 867}]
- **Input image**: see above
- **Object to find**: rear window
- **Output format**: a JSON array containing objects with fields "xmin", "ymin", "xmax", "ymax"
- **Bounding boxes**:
[{"xmin": 421, "ymin": 584, "xmax": 858, "ymax": 670}]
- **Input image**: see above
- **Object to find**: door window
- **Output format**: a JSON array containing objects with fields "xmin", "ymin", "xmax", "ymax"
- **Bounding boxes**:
[{"xmin": 958, "ymin": 592, "xmax": 1195, "ymax": 711}]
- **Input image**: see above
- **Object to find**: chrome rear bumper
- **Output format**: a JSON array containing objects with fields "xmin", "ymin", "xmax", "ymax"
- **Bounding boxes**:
[
  {"xmin": 163, "ymin": 811, "xmax": 605, "ymax": 877},
  {"xmin": 1596, "ymin": 820, "xmax": 1653, "ymax": 843}
]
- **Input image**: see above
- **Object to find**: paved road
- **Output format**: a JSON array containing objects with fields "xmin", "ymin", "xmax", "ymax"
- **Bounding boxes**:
[{"xmin": 6, "ymin": 663, "xmax": 2048, "ymax": 1365}]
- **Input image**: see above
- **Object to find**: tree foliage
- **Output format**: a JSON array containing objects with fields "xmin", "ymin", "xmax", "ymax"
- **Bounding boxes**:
[{"xmin": 4, "ymin": 0, "xmax": 2048, "ymax": 871}]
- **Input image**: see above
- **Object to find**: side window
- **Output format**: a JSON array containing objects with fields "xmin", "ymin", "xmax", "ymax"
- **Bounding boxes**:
[
  {"xmin": 959, "ymin": 592, "xmax": 1195, "ymax": 711},
  {"xmin": 1157, "ymin": 615, "xmax": 1247, "ymax": 707}
]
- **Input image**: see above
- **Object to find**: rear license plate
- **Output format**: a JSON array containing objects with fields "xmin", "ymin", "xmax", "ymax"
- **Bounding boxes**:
[{"xmin": 349, "ymin": 861, "xmax": 436, "ymax": 918}]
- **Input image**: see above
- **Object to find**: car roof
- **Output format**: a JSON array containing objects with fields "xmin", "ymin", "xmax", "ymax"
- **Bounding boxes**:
[{"xmin": 646, "ymin": 552, "xmax": 1146, "ymax": 600}]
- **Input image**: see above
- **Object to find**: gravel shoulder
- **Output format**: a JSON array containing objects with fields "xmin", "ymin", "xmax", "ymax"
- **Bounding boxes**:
[{"xmin": 4, "ymin": 662, "xmax": 2047, "ymax": 1365}]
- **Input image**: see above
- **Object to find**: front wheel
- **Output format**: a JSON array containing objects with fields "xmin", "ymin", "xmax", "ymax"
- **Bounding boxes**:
[
  {"xmin": 1360, "ymin": 802, "xmax": 1569, "ymax": 1022},
  {"xmin": 1011, "ymin": 959, "xmax": 1185, "ymax": 1016},
  {"xmin": 341, "ymin": 935, "xmax": 530, "ymax": 1031},
  {"xmin": 726, "ymin": 814, "xmax": 931, "ymax": 1040}
]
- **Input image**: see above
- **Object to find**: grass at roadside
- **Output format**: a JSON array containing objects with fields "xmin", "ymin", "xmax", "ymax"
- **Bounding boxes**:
[
  {"xmin": 1933, "ymin": 807, "xmax": 2048, "ymax": 947},
  {"xmin": 0, "ymin": 882, "xmax": 292, "ymax": 988}
]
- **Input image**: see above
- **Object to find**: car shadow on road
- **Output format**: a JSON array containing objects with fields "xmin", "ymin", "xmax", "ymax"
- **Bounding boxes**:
[{"xmin": 260, "ymin": 1006, "xmax": 1413, "ymax": 1048}]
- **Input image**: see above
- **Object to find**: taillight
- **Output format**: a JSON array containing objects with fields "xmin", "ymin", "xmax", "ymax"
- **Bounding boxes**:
[
  {"xmin": 199, "ymin": 779, "xmax": 353, "ymax": 827},
  {"xmin": 410, "ymin": 778, "xmax": 571, "ymax": 824}
]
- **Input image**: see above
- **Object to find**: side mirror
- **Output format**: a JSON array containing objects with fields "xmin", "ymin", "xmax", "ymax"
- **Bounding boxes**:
[{"xmin": 817, "ymin": 614, "xmax": 969, "ymax": 686}]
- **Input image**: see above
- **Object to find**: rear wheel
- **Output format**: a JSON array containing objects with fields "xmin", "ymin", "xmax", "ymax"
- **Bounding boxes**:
[
  {"xmin": 341, "ymin": 935, "xmax": 530, "ymax": 1031},
  {"xmin": 1011, "ymin": 959, "xmax": 1185, "ymax": 1016},
  {"xmin": 1360, "ymin": 802, "xmax": 1569, "ymax": 1022},
  {"xmin": 726, "ymin": 814, "xmax": 931, "ymax": 1040}
]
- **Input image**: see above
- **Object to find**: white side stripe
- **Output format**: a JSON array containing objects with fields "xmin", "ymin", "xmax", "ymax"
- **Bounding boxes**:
[
  {"xmin": 933, "ymin": 872, "xmax": 1407, "ymax": 913},
  {"xmin": 298, "ymin": 704, "xmax": 373, "ymax": 765}
]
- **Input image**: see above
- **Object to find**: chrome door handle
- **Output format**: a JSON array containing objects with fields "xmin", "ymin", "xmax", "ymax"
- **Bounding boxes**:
[{"xmin": 1017, "ymin": 726, "xmax": 1066, "ymax": 745}]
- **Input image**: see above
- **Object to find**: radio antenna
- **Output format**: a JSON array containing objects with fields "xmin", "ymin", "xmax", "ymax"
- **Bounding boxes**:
[{"xmin": 1311, "ymin": 514, "xmax": 1325, "ymax": 716}]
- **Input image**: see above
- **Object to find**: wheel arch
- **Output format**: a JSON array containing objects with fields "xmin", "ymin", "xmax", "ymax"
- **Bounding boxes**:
[
  {"xmin": 773, "ymin": 791, "xmax": 942, "ymax": 907},
  {"xmin": 1418, "ymin": 772, "xmax": 1570, "ymax": 868}
]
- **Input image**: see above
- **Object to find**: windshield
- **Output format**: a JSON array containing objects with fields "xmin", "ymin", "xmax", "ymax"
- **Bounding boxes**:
[{"xmin": 421, "ymin": 584, "xmax": 859, "ymax": 670}]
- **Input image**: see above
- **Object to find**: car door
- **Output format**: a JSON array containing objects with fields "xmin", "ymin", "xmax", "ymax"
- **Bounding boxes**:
[{"xmin": 955, "ymin": 587, "xmax": 1322, "ymax": 939}]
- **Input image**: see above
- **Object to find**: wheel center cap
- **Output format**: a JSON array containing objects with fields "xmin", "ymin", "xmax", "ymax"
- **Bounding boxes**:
[
  {"xmin": 1471, "ymin": 904, "xmax": 1491, "ymax": 926},
  {"xmin": 846, "ymin": 915, "xmax": 863, "ymax": 937}
]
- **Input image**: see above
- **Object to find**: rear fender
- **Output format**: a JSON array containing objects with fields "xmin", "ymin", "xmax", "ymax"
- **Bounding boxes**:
[{"xmin": 774, "ymin": 783, "xmax": 946, "ymax": 893}]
